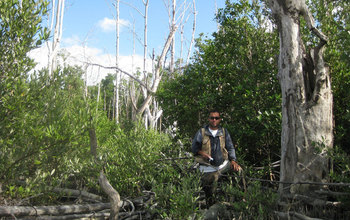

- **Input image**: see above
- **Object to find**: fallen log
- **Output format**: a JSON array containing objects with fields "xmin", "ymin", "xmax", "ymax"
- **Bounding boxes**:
[
  {"xmin": 282, "ymin": 193, "xmax": 342, "ymax": 207},
  {"xmin": 17, "ymin": 211, "xmax": 110, "ymax": 220},
  {"xmin": 53, "ymin": 187, "xmax": 103, "ymax": 202},
  {"xmin": 274, "ymin": 211, "xmax": 323, "ymax": 220},
  {"xmin": 0, "ymin": 191, "xmax": 154, "ymax": 219},
  {"xmin": 315, "ymin": 190, "xmax": 350, "ymax": 197},
  {"xmin": 118, "ymin": 211, "xmax": 148, "ymax": 220},
  {"xmin": 0, "ymin": 203, "xmax": 110, "ymax": 217},
  {"xmin": 16, "ymin": 210, "xmax": 150, "ymax": 220}
]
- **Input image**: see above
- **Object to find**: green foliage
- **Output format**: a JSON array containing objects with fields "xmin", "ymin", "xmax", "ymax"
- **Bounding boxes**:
[
  {"xmin": 325, "ymin": 146, "xmax": 350, "ymax": 212},
  {"xmin": 95, "ymin": 117, "xmax": 202, "ymax": 218},
  {"xmin": 329, "ymin": 146, "xmax": 350, "ymax": 188},
  {"xmin": 0, "ymin": 0, "xmax": 49, "ymax": 132},
  {"xmin": 0, "ymin": 0, "xmax": 49, "ymax": 76},
  {"xmin": 157, "ymin": 0, "xmax": 281, "ymax": 165},
  {"xmin": 0, "ymin": 0, "xmax": 98, "ymax": 203},
  {"xmin": 97, "ymin": 122, "xmax": 172, "ymax": 196},
  {"xmin": 90, "ymin": 70, "xmax": 145, "ymax": 125},
  {"xmin": 0, "ymin": 0, "xmax": 54, "ymax": 186},
  {"xmin": 99, "ymin": 73, "xmax": 116, "ymax": 119},
  {"xmin": 219, "ymin": 170, "xmax": 278, "ymax": 219},
  {"xmin": 0, "ymin": 1, "xmax": 349, "ymax": 219},
  {"xmin": 0, "ymin": 64, "xmax": 102, "ymax": 206},
  {"xmin": 157, "ymin": 68, "xmax": 204, "ymax": 141},
  {"xmin": 0, "ymin": 66, "xmax": 92, "ymax": 188},
  {"xmin": 151, "ymin": 167, "xmax": 201, "ymax": 219}
]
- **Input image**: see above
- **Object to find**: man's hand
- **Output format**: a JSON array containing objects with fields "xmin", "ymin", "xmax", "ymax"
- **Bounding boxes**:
[
  {"xmin": 230, "ymin": 160, "xmax": 241, "ymax": 172},
  {"xmin": 198, "ymin": 150, "xmax": 212, "ymax": 161}
]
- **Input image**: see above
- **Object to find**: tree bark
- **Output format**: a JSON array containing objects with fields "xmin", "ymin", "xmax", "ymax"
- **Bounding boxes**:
[
  {"xmin": 47, "ymin": 0, "xmax": 65, "ymax": 76},
  {"xmin": 18, "ymin": 212, "xmax": 110, "ymax": 220},
  {"xmin": 97, "ymin": 68, "xmax": 101, "ymax": 114},
  {"xmin": 142, "ymin": 0, "xmax": 149, "ymax": 77},
  {"xmin": 99, "ymin": 171, "xmax": 121, "ymax": 220},
  {"xmin": 115, "ymin": 0, "xmax": 120, "ymax": 124},
  {"xmin": 186, "ymin": 0, "xmax": 196, "ymax": 66},
  {"xmin": 0, "ymin": 203, "xmax": 110, "ymax": 217},
  {"xmin": 136, "ymin": 25, "xmax": 178, "ymax": 117},
  {"xmin": 170, "ymin": 0, "xmax": 176, "ymax": 73},
  {"xmin": 268, "ymin": 0, "xmax": 333, "ymax": 194},
  {"xmin": 52, "ymin": 187, "xmax": 102, "ymax": 202},
  {"xmin": 274, "ymin": 211, "xmax": 323, "ymax": 220}
]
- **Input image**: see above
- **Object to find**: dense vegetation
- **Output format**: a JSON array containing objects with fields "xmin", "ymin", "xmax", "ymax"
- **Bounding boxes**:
[
  {"xmin": 158, "ymin": 0, "xmax": 281, "ymax": 167},
  {"xmin": 0, "ymin": 0, "xmax": 349, "ymax": 219}
]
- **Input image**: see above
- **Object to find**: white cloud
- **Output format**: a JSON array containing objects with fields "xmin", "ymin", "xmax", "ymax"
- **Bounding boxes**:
[
  {"xmin": 97, "ymin": 17, "xmax": 130, "ymax": 32},
  {"xmin": 30, "ymin": 45, "xmax": 49, "ymax": 71},
  {"xmin": 29, "ymin": 41, "xmax": 152, "ymax": 86},
  {"xmin": 62, "ymin": 35, "xmax": 81, "ymax": 46}
]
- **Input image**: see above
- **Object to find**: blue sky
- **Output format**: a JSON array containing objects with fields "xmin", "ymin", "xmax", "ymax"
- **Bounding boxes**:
[
  {"xmin": 62, "ymin": 0, "xmax": 225, "ymax": 55},
  {"xmin": 32, "ymin": 0, "xmax": 227, "ymax": 84}
]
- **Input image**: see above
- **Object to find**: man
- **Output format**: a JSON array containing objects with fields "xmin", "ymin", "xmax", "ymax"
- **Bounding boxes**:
[{"xmin": 192, "ymin": 109, "xmax": 241, "ymax": 207}]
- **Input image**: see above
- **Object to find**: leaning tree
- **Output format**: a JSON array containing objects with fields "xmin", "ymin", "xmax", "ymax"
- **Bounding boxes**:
[{"xmin": 267, "ymin": 0, "xmax": 333, "ymax": 193}]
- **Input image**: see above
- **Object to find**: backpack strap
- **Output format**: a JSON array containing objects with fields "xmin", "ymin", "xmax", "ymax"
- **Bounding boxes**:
[
  {"xmin": 201, "ymin": 127, "xmax": 205, "ymax": 139},
  {"xmin": 195, "ymin": 127, "xmax": 211, "ymax": 165}
]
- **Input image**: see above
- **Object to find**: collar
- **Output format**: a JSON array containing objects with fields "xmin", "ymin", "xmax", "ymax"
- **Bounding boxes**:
[{"xmin": 204, "ymin": 125, "xmax": 224, "ymax": 137}]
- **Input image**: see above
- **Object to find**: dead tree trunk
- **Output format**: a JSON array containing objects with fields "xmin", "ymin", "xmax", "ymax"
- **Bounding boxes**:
[
  {"xmin": 115, "ymin": 0, "xmax": 120, "ymax": 124},
  {"xmin": 170, "ymin": 0, "xmax": 176, "ymax": 73},
  {"xmin": 89, "ymin": 126, "xmax": 120, "ymax": 219},
  {"xmin": 47, "ymin": 0, "xmax": 65, "ymax": 76},
  {"xmin": 136, "ymin": 25, "xmax": 178, "ymax": 117},
  {"xmin": 186, "ymin": 0, "xmax": 196, "ymax": 66},
  {"xmin": 0, "ymin": 203, "xmax": 110, "ymax": 217},
  {"xmin": 99, "ymin": 171, "xmax": 121, "ymax": 220},
  {"xmin": 268, "ymin": 0, "xmax": 333, "ymax": 194}
]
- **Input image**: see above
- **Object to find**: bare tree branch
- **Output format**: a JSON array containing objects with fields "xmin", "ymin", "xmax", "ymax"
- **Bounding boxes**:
[
  {"xmin": 85, "ymin": 62, "xmax": 153, "ymax": 94},
  {"xmin": 136, "ymin": 25, "xmax": 179, "ymax": 116},
  {"xmin": 186, "ymin": 0, "xmax": 196, "ymax": 66},
  {"xmin": 120, "ymin": 1, "xmax": 144, "ymax": 16}
]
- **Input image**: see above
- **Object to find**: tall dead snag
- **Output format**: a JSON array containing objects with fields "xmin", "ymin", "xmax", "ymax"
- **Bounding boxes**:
[
  {"xmin": 47, "ymin": 0, "xmax": 65, "ymax": 76},
  {"xmin": 170, "ymin": 0, "xmax": 176, "ymax": 73},
  {"xmin": 115, "ymin": 0, "xmax": 120, "ymax": 124},
  {"xmin": 268, "ymin": 0, "xmax": 333, "ymax": 193},
  {"xmin": 136, "ymin": 25, "xmax": 178, "ymax": 117},
  {"xmin": 186, "ymin": 0, "xmax": 196, "ymax": 66}
]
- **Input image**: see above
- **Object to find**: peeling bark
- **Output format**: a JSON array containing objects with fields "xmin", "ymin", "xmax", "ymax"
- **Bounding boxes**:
[
  {"xmin": 47, "ymin": 0, "xmax": 65, "ymax": 76},
  {"xmin": 267, "ymin": 0, "xmax": 333, "ymax": 194},
  {"xmin": 136, "ymin": 25, "xmax": 178, "ymax": 117},
  {"xmin": 53, "ymin": 187, "xmax": 103, "ymax": 202},
  {"xmin": 99, "ymin": 171, "xmax": 121, "ymax": 220},
  {"xmin": 0, "ymin": 203, "xmax": 110, "ymax": 217}
]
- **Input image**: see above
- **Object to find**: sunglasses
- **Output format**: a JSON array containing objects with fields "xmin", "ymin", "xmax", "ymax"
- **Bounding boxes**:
[{"xmin": 209, "ymin": 117, "xmax": 220, "ymax": 120}]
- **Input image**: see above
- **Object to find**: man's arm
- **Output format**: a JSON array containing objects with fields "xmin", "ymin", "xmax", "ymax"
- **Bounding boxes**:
[
  {"xmin": 225, "ymin": 129, "xmax": 241, "ymax": 171},
  {"xmin": 224, "ymin": 129, "xmax": 236, "ymax": 161},
  {"xmin": 197, "ymin": 150, "xmax": 212, "ymax": 160},
  {"xmin": 191, "ymin": 129, "xmax": 202, "ymax": 155}
]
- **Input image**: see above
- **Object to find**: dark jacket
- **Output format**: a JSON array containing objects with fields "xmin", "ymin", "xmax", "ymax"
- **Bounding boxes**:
[{"xmin": 191, "ymin": 125, "xmax": 237, "ymax": 167}]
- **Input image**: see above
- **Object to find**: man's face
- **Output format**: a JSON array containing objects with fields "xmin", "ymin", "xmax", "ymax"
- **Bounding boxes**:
[{"xmin": 208, "ymin": 112, "xmax": 221, "ymax": 129}]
